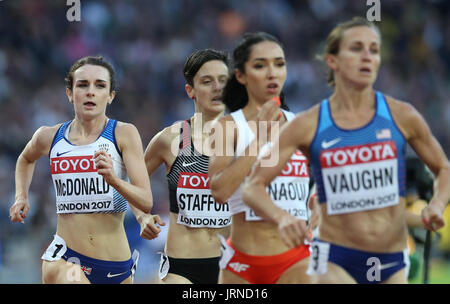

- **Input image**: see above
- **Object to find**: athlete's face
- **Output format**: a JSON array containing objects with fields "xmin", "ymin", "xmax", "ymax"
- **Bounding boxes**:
[
  {"xmin": 237, "ymin": 41, "xmax": 286, "ymax": 104},
  {"xmin": 186, "ymin": 60, "xmax": 228, "ymax": 115},
  {"xmin": 327, "ymin": 26, "xmax": 381, "ymax": 88},
  {"xmin": 66, "ymin": 64, "xmax": 115, "ymax": 118}
]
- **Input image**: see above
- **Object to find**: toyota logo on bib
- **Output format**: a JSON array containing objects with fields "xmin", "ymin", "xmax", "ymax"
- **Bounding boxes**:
[
  {"xmin": 320, "ymin": 141, "xmax": 397, "ymax": 168},
  {"xmin": 51, "ymin": 156, "xmax": 97, "ymax": 174}
]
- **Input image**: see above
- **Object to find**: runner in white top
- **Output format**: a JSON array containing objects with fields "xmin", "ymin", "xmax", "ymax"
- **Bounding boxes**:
[{"xmin": 209, "ymin": 32, "xmax": 314, "ymax": 284}]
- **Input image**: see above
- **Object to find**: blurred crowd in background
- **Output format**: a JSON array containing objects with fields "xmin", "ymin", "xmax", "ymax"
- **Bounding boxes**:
[{"xmin": 0, "ymin": 0, "xmax": 449, "ymax": 283}]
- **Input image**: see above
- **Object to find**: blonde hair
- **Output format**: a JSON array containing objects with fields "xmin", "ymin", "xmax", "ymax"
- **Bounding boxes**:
[{"xmin": 318, "ymin": 17, "xmax": 381, "ymax": 87}]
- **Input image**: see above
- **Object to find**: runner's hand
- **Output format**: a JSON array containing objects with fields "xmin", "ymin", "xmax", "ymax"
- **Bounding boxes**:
[
  {"xmin": 137, "ymin": 213, "xmax": 166, "ymax": 240},
  {"xmin": 277, "ymin": 212, "xmax": 308, "ymax": 248},
  {"xmin": 422, "ymin": 199, "xmax": 446, "ymax": 232},
  {"xmin": 94, "ymin": 150, "xmax": 117, "ymax": 186},
  {"xmin": 10, "ymin": 198, "xmax": 30, "ymax": 224},
  {"xmin": 256, "ymin": 98, "xmax": 282, "ymax": 124},
  {"xmin": 255, "ymin": 99, "xmax": 282, "ymax": 146}
]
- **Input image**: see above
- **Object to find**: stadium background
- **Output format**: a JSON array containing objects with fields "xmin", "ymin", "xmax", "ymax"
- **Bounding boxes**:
[{"xmin": 0, "ymin": 0, "xmax": 449, "ymax": 283}]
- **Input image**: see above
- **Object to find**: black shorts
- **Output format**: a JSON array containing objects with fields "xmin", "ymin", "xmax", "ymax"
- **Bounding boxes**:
[{"xmin": 159, "ymin": 253, "xmax": 220, "ymax": 284}]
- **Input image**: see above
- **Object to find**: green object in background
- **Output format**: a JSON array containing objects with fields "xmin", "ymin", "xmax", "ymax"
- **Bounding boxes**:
[
  {"xmin": 408, "ymin": 253, "xmax": 420, "ymax": 281},
  {"xmin": 409, "ymin": 258, "xmax": 450, "ymax": 284}
]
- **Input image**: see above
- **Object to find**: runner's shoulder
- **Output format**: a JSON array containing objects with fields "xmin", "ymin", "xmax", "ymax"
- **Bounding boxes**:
[
  {"xmin": 384, "ymin": 94, "xmax": 418, "ymax": 120},
  {"xmin": 150, "ymin": 121, "xmax": 184, "ymax": 151},
  {"xmin": 33, "ymin": 124, "xmax": 64, "ymax": 149}
]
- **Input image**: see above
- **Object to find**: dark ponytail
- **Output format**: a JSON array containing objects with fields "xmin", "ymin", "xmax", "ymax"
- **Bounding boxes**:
[
  {"xmin": 222, "ymin": 74, "xmax": 248, "ymax": 112},
  {"xmin": 279, "ymin": 91, "xmax": 288, "ymax": 111},
  {"xmin": 223, "ymin": 32, "xmax": 289, "ymax": 112}
]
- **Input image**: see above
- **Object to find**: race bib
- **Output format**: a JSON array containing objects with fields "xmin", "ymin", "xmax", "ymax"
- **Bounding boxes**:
[
  {"xmin": 246, "ymin": 150, "xmax": 310, "ymax": 221},
  {"xmin": 51, "ymin": 155, "xmax": 114, "ymax": 213},
  {"xmin": 218, "ymin": 234, "xmax": 235, "ymax": 270},
  {"xmin": 158, "ymin": 252, "xmax": 170, "ymax": 280},
  {"xmin": 176, "ymin": 172, "xmax": 232, "ymax": 228},
  {"xmin": 41, "ymin": 234, "xmax": 67, "ymax": 261},
  {"xmin": 321, "ymin": 141, "xmax": 399, "ymax": 215},
  {"xmin": 306, "ymin": 240, "xmax": 330, "ymax": 276}
]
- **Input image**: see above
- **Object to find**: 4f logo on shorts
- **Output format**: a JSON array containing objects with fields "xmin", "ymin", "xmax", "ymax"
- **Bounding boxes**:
[{"xmin": 229, "ymin": 262, "xmax": 250, "ymax": 273}]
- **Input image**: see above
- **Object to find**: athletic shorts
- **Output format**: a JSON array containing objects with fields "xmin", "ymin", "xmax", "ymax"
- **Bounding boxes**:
[
  {"xmin": 307, "ymin": 238, "xmax": 410, "ymax": 284},
  {"xmin": 218, "ymin": 235, "xmax": 310, "ymax": 284},
  {"xmin": 41, "ymin": 234, "xmax": 139, "ymax": 284},
  {"xmin": 159, "ymin": 252, "xmax": 220, "ymax": 284}
]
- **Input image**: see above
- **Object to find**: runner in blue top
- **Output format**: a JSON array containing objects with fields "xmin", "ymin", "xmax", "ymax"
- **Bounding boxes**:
[
  {"xmin": 9, "ymin": 56, "xmax": 152, "ymax": 284},
  {"xmin": 242, "ymin": 17, "xmax": 449, "ymax": 284}
]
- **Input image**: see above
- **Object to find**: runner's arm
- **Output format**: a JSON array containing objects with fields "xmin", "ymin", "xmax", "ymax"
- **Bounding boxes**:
[
  {"xmin": 208, "ymin": 117, "xmax": 259, "ymax": 204},
  {"xmin": 242, "ymin": 110, "xmax": 317, "ymax": 247},
  {"xmin": 10, "ymin": 126, "xmax": 57, "ymax": 223},
  {"xmin": 110, "ymin": 122, "xmax": 153, "ymax": 213},
  {"xmin": 209, "ymin": 101, "xmax": 282, "ymax": 203},
  {"xmin": 393, "ymin": 101, "xmax": 450, "ymax": 231},
  {"xmin": 129, "ymin": 128, "xmax": 174, "ymax": 239}
]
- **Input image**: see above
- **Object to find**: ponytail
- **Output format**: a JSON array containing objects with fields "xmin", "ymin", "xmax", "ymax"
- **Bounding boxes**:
[
  {"xmin": 222, "ymin": 73, "xmax": 248, "ymax": 112},
  {"xmin": 279, "ymin": 91, "xmax": 289, "ymax": 111}
]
